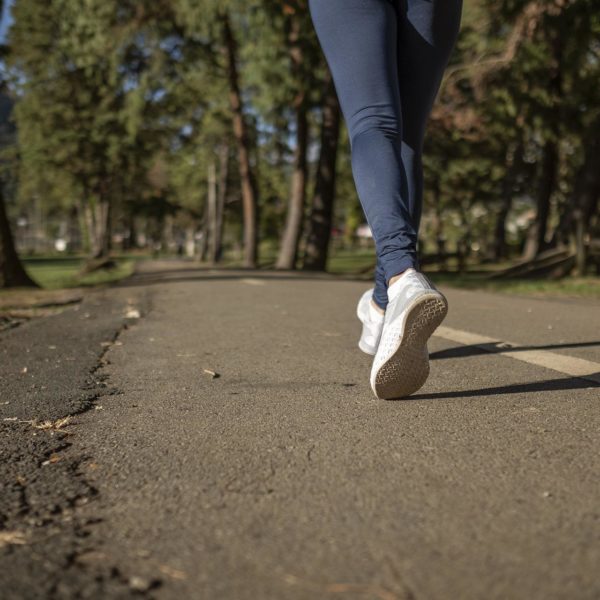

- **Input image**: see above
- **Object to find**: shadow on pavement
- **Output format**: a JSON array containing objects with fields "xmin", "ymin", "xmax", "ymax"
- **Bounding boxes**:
[
  {"xmin": 406, "ymin": 372, "xmax": 600, "ymax": 400},
  {"xmin": 430, "ymin": 341, "xmax": 600, "ymax": 360}
]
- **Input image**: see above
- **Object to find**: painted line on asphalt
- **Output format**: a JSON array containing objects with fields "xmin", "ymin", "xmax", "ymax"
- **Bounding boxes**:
[
  {"xmin": 434, "ymin": 325, "xmax": 600, "ymax": 385},
  {"xmin": 240, "ymin": 278, "xmax": 266, "ymax": 286}
]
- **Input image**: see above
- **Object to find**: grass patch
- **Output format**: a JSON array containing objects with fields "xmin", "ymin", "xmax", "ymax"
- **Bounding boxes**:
[
  {"xmin": 22, "ymin": 256, "xmax": 135, "ymax": 290},
  {"xmin": 327, "ymin": 248, "xmax": 600, "ymax": 299},
  {"xmin": 428, "ymin": 272, "xmax": 600, "ymax": 299},
  {"xmin": 19, "ymin": 249, "xmax": 594, "ymax": 300},
  {"xmin": 328, "ymin": 249, "xmax": 376, "ymax": 275}
]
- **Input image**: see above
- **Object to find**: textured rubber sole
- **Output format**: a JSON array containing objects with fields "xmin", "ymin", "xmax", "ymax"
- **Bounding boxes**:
[{"xmin": 372, "ymin": 294, "xmax": 448, "ymax": 400}]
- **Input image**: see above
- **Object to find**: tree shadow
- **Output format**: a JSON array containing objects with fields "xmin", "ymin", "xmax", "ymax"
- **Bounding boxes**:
[
  {"xmin": 423, "ymin": 341, "xmax": 600, "ymax": 399},
  {"xmin": 430, "ymin": 341, "xmax": 600, "ymax": 360},
  {"xmin": 401, "ymin": 372, "xmax": 600, "ymax": 401}
]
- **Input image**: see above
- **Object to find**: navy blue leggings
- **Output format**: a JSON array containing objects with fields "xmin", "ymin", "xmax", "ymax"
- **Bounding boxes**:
[{"xmin": 308, "ymin": 0, "xmax": 463, "ymax": 309}]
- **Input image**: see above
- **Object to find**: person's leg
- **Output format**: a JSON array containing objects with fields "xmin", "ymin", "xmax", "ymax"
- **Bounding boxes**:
[
  {"xmin": 373, "ymin": 259, "xmax": 388, "ymax": 312},
  {"xmin": 396, "ymin": 0, "xmax": 464, "ymax": 246},
  {"xmin": 372, "ymin": 0, "xmax": 463, "ymax": 305},
  {"xmin": 308, "ymin": 0, "xmax": 418, "ymax": 311},
  {"xmin": 368, "ymin": 0, "xmax": 463, "ymax": 398}
]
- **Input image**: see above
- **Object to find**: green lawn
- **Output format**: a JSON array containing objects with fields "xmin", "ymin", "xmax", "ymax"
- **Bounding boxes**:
[
  {"xmin": 328, "ymin": 249, "xmax": 377, "ymax": 275},
  {"xmin": 428, "ymin": 272, "xmax": 600, "ymax": 299},
  {"xmin": 22, "ymin": 256, "xmax": 136, "ymax": 290},
  {"xmin": 326, "ymin": 248, "xmax": 600, "ymax": 300},
  {"xmin": 12, "ymin": 250, "xmax": 599, "ymax": 300}
]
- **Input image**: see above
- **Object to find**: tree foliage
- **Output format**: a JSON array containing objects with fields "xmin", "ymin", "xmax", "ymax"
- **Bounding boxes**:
[{"xmin": 0, "ymin": 0, "xmax": 597, "ymax": 286}]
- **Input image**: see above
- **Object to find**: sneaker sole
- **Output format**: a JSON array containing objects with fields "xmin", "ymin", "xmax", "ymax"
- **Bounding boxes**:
[{"xmin": 372, "ymin": 293, "xmax": 448, "ymax": 400}]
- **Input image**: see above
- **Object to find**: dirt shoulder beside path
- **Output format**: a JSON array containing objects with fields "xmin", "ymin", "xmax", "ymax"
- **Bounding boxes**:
[{"xmin": 0, "ymin": 285, "xmax": 151, "ymax": 599}]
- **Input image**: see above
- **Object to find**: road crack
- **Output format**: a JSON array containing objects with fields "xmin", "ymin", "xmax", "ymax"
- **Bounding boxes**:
[{"xmin": 0, "ymin": 291, "xmax": 158, "ymax": 599}]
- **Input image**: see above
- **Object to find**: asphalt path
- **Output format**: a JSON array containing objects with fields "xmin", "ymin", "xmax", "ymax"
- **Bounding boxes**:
[{"xmin": 1, "ymin": 260, "xmax": 599, "ymax": 599}]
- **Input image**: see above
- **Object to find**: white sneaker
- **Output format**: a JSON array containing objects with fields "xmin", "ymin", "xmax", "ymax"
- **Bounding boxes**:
[
  {"xmin": 370, "ymin": 268, "xmax": 447, "ymax": 399},
  {"xmin": 356, "ymin": 288, "xmax": 385, "ymax": 355}
]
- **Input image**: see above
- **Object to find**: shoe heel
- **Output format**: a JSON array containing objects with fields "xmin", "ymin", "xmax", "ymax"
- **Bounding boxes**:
[{"xmin": 373, "ymin": 294, "xmax": 447, "ymax": 399}]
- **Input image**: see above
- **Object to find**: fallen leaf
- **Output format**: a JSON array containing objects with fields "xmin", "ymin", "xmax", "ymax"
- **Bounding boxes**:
[
  {"xmin": 31, "ymin": 416, "xmax": 72, "ymax": 431},
  {"xmin": 158, "ymin": 565, "xmax": 187, "ymax": 580},
  {"xmin": 41, "ymin": 454, "xmax": 61, "ymax": 466},
  {"xmin": 128, "ymin": 576, "xmax": 159, "ymax": 592},
  {"xmin": 0, "ymin": 531, "xmax": 27, "ymax": 548}
]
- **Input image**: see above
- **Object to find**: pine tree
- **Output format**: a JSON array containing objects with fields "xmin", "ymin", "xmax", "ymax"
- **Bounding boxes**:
[{"xmin": 303, "ymin": 69, "xmax": 341, "ymax": 271}]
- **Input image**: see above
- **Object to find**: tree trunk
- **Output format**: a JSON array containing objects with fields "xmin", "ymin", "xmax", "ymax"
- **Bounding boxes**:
[
  {"xmin": 207, "ymin": 159, "xmax": 217, "ymax": 264},
  {"xmin": 457, "ymin": 200, "xmax": 471, "ymax": 274},
  {"xmin": 162, "ymin": 213, "xmax": 175, "ymax": 254},
  {"xmin": 522, "ymin": 140, "xmax": 558, "ymax": 260},
  {"xmin": 493, "ymin": 141, "xmax": 521, "ymax": 261},
  {"xmin": 0, "ymin": 186, "xmax": 37, "ymax": 288},
  {"xmin": 198, "ymin": 208, "xmax": 209, "ymax": 262},
  {"xmin": 83, "ymin": 197, "xmax": 112, "ymax": 261},
  {"xmin": 82, "ymin": 201, "xmax": 94, "ymax": 256},
  {"xmin": 432, "ymin": 181, "xmax": 447, "ymax": 269},
  {"xmin": 220, "ymin": 10, "xmax": 258, "ymax": 268},
  {"xmin": 276, "ymin": 105, "xmax": 308, "ymax": 269},
  {"xmin": 302, "ymin": 71, "xmax": 341, "ymax": 271},
  {"xmin": 493, "ymin": 196, "xmax": 512, "ymax": 262},
  {"xmin": 553, "ymin": 122, "xmax": 600, "ymax": 275},
  {"xmin": 78, "ymin": 198, "xmax": 91, "ymax": 255},
  {"xmin": 522, "ymin": 25, "xmax": 562, "ymax": 261},
  {"xmin": 211, "ymin": 143, "xmax": 229, "ymax": 264},
  {"xmin": 573, "ymin": 209, "xmax": 586, "ymax": 276},
  {"xmin": 94, "ymin": 197, "xmax": 111, "ymax": 259},
  {"xmin": 554, "ymin": 124, "xmax": 600, "ymax": 243},
  {"xmin": 124, "ymin": 214, "xmax": 137, "ymax": 251},
  {"xmin": 276, "ymin": 12, "xmax": 310, "ymax": 270}
]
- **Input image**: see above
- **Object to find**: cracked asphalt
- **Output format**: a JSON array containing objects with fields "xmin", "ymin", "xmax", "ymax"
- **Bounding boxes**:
[
  {"xmin": 1, "ymin": 260, "xmax": 599, "ymax": 599},
  {"xmin": 0, "ymin": 286, "xmax": 150, "ymax": 598}
]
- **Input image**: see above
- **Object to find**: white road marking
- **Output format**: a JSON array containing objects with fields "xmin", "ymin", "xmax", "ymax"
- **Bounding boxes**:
[
  {"xmin": 240, "ymin": 278, "xmax": 266, "ymax": 286},
  {"xmin": 434, "ymin": 325, "xmax": 600, "ymax": 385}
]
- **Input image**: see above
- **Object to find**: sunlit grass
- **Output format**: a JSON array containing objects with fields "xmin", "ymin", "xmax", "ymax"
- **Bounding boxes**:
[
  {"xmin": 326, "ymin": 248, "xmax": 600, "ymax": 299},
  {"xmin": 328, "ymin": 248, "xmax": 376, "ymax": 275},
  {"xmin": 429, "ymin": 273, "xmax": 600, "ymax": 299},
  {"xmin": 22, "ymin": 256, "xmax": 135, "ymax": 290},
  {"xmin": 19, "ymin": 248, "xmax": 596, "ymax": 300}
]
